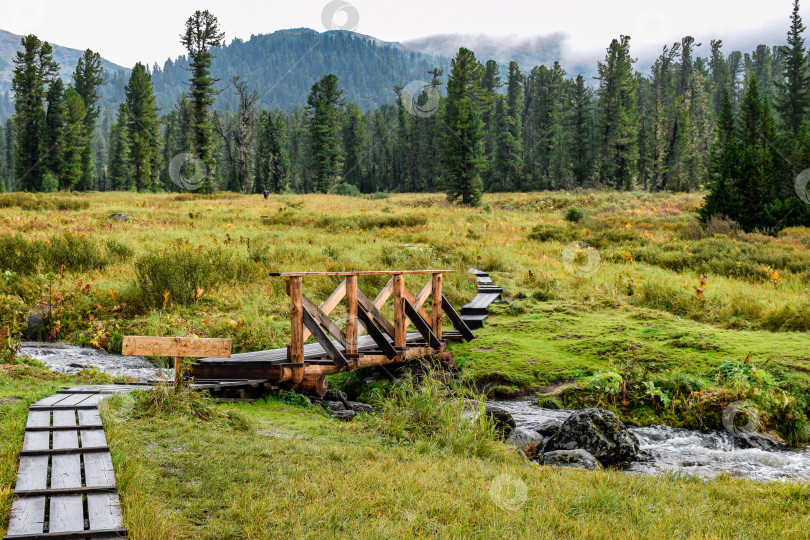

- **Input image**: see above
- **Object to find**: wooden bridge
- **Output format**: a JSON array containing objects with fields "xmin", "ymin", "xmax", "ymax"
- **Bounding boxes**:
[{"xmin": 192, "ymin": 270, "xmax": 477, "ymax": 395}]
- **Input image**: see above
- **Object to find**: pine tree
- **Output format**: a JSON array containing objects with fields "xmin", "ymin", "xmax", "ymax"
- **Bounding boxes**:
[
  {"xmin": 11, "ymin": 35, "xmax": 59, "ymax": 191},
  {"xmin": 231, "ymin": 76, "xmax": 258, "ymax": 193},
  {"xmin": 72, "ymin": 49, "xmax": 103, "ymax": 190},
  {"xmin": 570, "ymin": 74, "xmax": 594, "ymax": 186},
  {"xmin": 701, "ymin": 90, "xmax": 737, "ymax": 221},
  {"xmin": 255, "ymin": 110, "xmax": 290, "ymax": 193},
  {"xmin": 124, "ymin": 63, "xmax": 162, "ymax": 192},
  {"xmin": 776, "ymin": 0, "xmax": 810, "ymax": 139},
  {"xmin": 441, "ymin": 47, "xmax": 485, "ymax": 205},
  {"xmin": 43, "ymin": 79, "xmax": 66, "ymax": 185},
  {"xmin": 108, "ymin": 104, "xmax": 132, "ymax": 191},
  {"xmin": 342, "ymin": 103, "xmax": 368, "ymax": 189},
  {"xmin": 595, "ymin": 36, "xmax": 638, "ymax": 190},
  {"xmin": 490, "ymin": 61, "xmax": 524, "ymax": 191},
  {"xmin": 306, "ymin": 74, "xmax": 344, "ymax": 193},
  {"xmin": 61, "ymin": 87, "xmax": 88, "ymax": 192},
  {"xmin": 181, "ymin": 10, "xmax": 225, "ymax": 192}
]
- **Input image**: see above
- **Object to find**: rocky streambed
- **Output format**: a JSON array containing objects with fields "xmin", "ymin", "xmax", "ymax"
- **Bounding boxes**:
[
  {"xmin": 19, "ymin": 342, "xmax": 167, "ymax": 380},
  {"xmin": 488, "ymin": 400, "xmax": 810, "ymax": 482}
]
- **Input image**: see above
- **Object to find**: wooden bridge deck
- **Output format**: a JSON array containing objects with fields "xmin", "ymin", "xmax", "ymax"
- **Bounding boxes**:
[{"xmin": 4, "ymin": 388, "xmax": 131, "ymax": 540}]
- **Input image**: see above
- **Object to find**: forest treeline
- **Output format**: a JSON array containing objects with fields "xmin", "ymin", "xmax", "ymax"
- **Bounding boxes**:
[{"xmin": 1, "ymin": 3, "xmax": 810, "ymax": 230}]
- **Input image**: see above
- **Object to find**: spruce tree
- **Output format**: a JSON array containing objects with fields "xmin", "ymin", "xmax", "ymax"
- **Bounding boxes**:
[
  {"xmin": 306, "ymin": 74, "xmax": 344, "ymax": 193},
  {"xmin": 11, "ymin": 35, "xmax": 58, "ymax": 191},
  {"xmin": 775, "ymin": 0, "xmax": 810, "ymax": 139},
  {"xmin": 595, "ymin": 36, "xmax": 638, "ymax": 190},
  {"xmin": 570, "ymin": 74, "xmax": 594, "ymax": 186},
  {"xmin": 43, "ymin": 79, "xmax": 66, "ymax": 185},
  {"xmin": 180, "ymin": 10, "xmax": 225, "ymax": 192},
  {"xmin": 255, "ymin": 110, "xmax": 290, "ymax": 193},
  {"xmin": 72, "ymin": 49, "xmax": 103, "ymax": 190},
  {"xmin": 342, "ymin": 103, "xmax": 368, "ymax": 190},
  {"xmin": 701, "ymin": 90, "xmax": 738, "ymax": 221},
  {"xmin": 61, "ymin": 88, "xmax": 89, "ymax": 192},
  {"xmin": 441, "ymin": 47, "xmax": 485, "ymax": 205},
  {"xmin": 108, "ymin": 104, "xmax": 132, "ymax": 191},
  {"xmin": 124, "ymin": 63, "xmax": 162, "ymax": 192}
]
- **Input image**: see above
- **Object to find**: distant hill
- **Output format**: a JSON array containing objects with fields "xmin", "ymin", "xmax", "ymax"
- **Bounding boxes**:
[
  {"xmin": 149, "ymin": 28, "xmax": 451, "ymax": 112},
  {"xmin": 0, "ymin": 28, "xmax": 127, "ymax": 93}
]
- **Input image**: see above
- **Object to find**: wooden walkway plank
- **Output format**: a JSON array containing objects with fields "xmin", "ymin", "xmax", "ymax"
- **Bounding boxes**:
[
  {"xmin": 48, "ymin": 495, "xmax": 85, "ymax": 533},
  {"xmin": 5, "ymin": 497, "xmax": 45, "ymax": 535},
  {"xmin": 4, "ymin": 387, "xmax": 129, "ymax": 540}
]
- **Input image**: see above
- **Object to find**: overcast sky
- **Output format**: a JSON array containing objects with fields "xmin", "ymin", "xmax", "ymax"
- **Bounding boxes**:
[{"xmin": 1, "ymin": 0, "xmax": 802, "ymax": 67}]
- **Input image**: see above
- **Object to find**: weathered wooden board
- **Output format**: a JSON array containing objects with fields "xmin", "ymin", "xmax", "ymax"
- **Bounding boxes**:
[
  {"xmin": 5, "ymin": 496, "xmax": 45, "ymax": 535},
  {"xmin": 78, "ymin": 408, "xmax": 103, "ymax": 426},
  {"xmin": 25, "ymin": 410, "xmax": 50, "ymax": 428},
  {"xmin": 48, "ymin": 494, "xmax": 85, "ymax": 533},
  {"xmin": 84, "ymin": 452, "xmax": 117, "ymax": 489},
  {"xmin": 87, "ymin": 493, "xmax": 124, "ymax": 531},
  {"xmin": 15, "ymin": 456, "xmax": 48, "ymax": 491},
  {"xmin": 122, "ymin": 335, "xmax": 232, "ymax": 358}
]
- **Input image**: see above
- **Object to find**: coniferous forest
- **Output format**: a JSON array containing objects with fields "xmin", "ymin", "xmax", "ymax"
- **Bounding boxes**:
[{"xmin": 1, "ymin": 3, "xmax": 810, "ymax": 232}]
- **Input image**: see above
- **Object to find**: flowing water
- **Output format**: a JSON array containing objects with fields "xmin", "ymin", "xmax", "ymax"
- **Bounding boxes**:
[
  {"xmin": 20, "ymin": 342, "xmax": 167, "ymax": 381},
  {"xmin": 489, "ymin": 400, "xmax": 810, "ymax": 482}
]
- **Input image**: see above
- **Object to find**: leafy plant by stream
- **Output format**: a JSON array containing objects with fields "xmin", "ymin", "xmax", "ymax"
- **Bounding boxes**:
[{"xmin": 561, "ymin": 354, "xmax": 810, "ymax": 445}]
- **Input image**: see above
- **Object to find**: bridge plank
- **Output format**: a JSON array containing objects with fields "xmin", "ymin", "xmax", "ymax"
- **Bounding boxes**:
[
  {"xmin": 25, "ymin": 410, "xmax": 50, "ymax": 428},
  {"xmin": 87, "ymin": 493, "xmax": 123, "ymax": 531},
  {"xmin": 16, "ymin": 456, "xmax": 48, "ymax": 491},
  {"xmin": 84, "ymin": 452, "xmax": 117, "ymax": 488},
  {"xmin": 48, "ymin": 494, "xmax": 85, "ymax": 533}
]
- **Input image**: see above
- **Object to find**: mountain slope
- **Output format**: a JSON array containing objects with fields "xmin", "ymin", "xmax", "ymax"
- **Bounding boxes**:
[
  {"xmin": 0, "ymin": 28, "xmax": 126, "ymax": 92},
  {"xmin": 150, "ymin": 28, "xmax": 451, "ymax": 112}
]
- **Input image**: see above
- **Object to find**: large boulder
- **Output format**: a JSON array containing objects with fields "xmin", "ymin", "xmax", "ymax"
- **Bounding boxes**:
[
  {"xmin": 23, "ymin": 312, "xmax": 44, "ymax": 341},
  {"xmin": 733, "ymin": 430, "xmax": 787, "ymax": 452},
  {"xmin": 320, "ymin": 400, "xmax": 346, "ymax": 412},
  {"xmin": 543, "ymin": 408, "xmax": 638, "ymax": 464},
  {"xmin": 506, "ymin": 427, "xmax": 543, "ymax": 448},
  {"xmin": 331, "ymin": 409, "xmax": 356, "ymax": 421},
  {"xmin": 485, "ymin": 404, "xmax": 516, "ymax": 438},
  {"xmin": 540, "ymin": 449, "xmax": 602, "ymax": 470},
  {"xmin": 526, "ymin": 418, "xmax": 563, "ymax": 438}
]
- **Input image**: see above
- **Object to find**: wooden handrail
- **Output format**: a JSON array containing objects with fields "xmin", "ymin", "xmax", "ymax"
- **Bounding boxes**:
[
  {"xmin": 270, "ymin": 270, "xmax": 453, "ymax": 277},
  {"xmin": 281, "ymin": 269, "xmax": 460, "ymax": 368}
]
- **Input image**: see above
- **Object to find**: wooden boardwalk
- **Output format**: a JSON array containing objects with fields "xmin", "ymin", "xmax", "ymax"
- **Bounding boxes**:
[
  {"xmin": 460, "ymin": 270, "xmax": 503, "ymax": 329},
  {"xmin": 4, "ymin": 387, "xmax": 134, "ymax": 540}
]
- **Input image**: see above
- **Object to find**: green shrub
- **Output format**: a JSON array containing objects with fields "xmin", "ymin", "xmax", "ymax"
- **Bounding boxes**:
[
  {"xmin": 0, "ymin": 193, "xmax": 89, "ymax": 211},
  {"xmin": 528, "ymin": 224, "xmax": 568, "ymax": 243},
  {"xmin": 135, "ymin": 242, "xmax": 258, "ymax": 307},
  {"xmin": 0, "ymin": 235, "xmax": 45, "ymax": 273},
  {"xmin": 46, "ymin": 232, "xmax": 108, "ymax": 272},
  {"xmin": 564, "ymin": 206, "xmax": 587, "ymax": 223},
  {"xmin": 105, "ymin": 238, "xmax": 135, "ymax": 261},
  {"xmin": 41, "ymin": 173, "xmax": 59, "ymax": 193},
  {"xmin": 330, "ymin": 183, "xmax": 362, "ymax": 196}
]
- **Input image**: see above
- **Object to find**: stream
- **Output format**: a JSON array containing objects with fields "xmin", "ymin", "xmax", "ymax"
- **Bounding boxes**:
[
  {"xmin": 20, "ymin": 342, "xmax": 167, "ymax": 381},
  {"xmin": 17, "ymin": 343, "xmax": 810, "ymax": 481},
  {"xmin": 489, "ymin": 400, "xmax": 810, "ymax": 482}
]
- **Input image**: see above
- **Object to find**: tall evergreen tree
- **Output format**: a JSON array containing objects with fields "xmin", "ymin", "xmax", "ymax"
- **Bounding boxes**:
[
  {"xmin": 570, "ymin": 74, "xmax": 594, "ymax": 186},
  {"xmin": 107, "ymin": 104, "xmax": 132, "ymax": 190},
  {"xmin": 255, "ymin": 110, "xmax": 290, "ymax": 193},
  {"xmin": 181, "ymin": 10, "xmax": 225, "ymax": 192},
  {"xmin": 72, "ymin": 49, "xmax": 103, "ymax": 190},
  {"xmin": 775, "ymin": 0, "xmax": 810, "ymax": 139},
  {"xmin": 595, "ymin": 36, "xmax": 638, "ymax": 190},
  {"xmin": 342, "ymin": 103, "xmax": 368, "ymax": 189},
  {"xmin": 306, "ymin": 74, "xmax": 344, "ymax": 193},
  {"xmin": 124, "ymin": 63, "xmax": 162, "ymax": 192},
  {"xmin": 61, "ymin": 87, "xmax": 89, "ymax": 191},
  {"xmin": 43, "ymin": 79, "xmax": 66, "ymax": 184},
  {"xmin": 11, "ymin": 35, "xmax": 58, "ymax": 191},
  {"xmin": 441, "ymin": 47, "xmax": 485, "ymax": 205}
]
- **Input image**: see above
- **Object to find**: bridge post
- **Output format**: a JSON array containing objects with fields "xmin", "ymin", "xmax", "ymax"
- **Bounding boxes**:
[
  {"xmin": 432, "ymin": 273, "xmax": 442, "ymax": 339},
  {"xmin": 393, "ymin": 273, "xmax": 406, "ymax": 347},
  {"xmin": 288, "ymin": 276, "xmax": 304, "ymax": 380},
  {"xmin": 345, "ymin": 274, "xmax": 358, "ymax": 365}
]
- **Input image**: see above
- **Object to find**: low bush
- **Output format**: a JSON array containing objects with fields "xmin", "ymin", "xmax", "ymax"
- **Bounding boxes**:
[
  {"xmin": 46, "ymin": 232, "xmax": 108, "ymax": 272},
  {"xmin": 330, "ymin": 183, "xmax": 362, "ymax": 197},
  {"xmin": 134, "ymin": 241, "xmax": 258, "ymax": 307},
  {"xmin": 0, "ymin": 193, "xmax": 89, "ymax": 211},
  {"xmin": 564, "ymin": 206, "xmax": 587, "ymax": 223}
]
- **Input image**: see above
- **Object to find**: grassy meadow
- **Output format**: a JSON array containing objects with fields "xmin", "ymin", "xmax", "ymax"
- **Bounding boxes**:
[{"xmin": 1, "ymin": 189, "xmax": 810, "ymax": 538}]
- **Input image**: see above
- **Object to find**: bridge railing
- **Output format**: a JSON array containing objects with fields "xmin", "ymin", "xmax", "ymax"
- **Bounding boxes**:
[{"xmin": 268, "ymin": 270, "xmax": 474, "ymax": 382}]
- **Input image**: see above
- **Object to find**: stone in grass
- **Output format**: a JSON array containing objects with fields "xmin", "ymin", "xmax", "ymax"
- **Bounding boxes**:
[
  {"xmin": 507, "ymin": 427, "xmax": 543, "ymax": 449},
  {"xmin": 526, "ymin": 418, "xmax": 563, "ymax": 438},
  {"xmin": 331, "ymin": 409, "xmax": 356, "ymax": 421},
  {"xmin": 543, "ymin": 408, "xmax": 638, "ymax": 465},
  {"xmin": 540, "ymin": 449, "xmax": 602, "ymax": 470},
  {"xmin": 107, "ymin": 213, "xmax": 130, "ymax": 222},
  {"xmin": 23, "ymin": 312, "xmax": 44, "ymax": 340},
  {"xmin": 323, "ymin": 389, "xmax": 350, "ymax": 407},
  {"xmin": 320, "ymin": 400, "xmax": 346, "ymax": 412},
  {"xmin": 347, "ymin": 401, "xmax": 374, "ymax": 414}
]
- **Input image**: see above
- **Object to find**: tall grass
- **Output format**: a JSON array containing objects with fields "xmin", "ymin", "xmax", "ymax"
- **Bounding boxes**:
[{"xmin": 364, "ymin": 372, "xmax": 507, "ymax": 460}]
